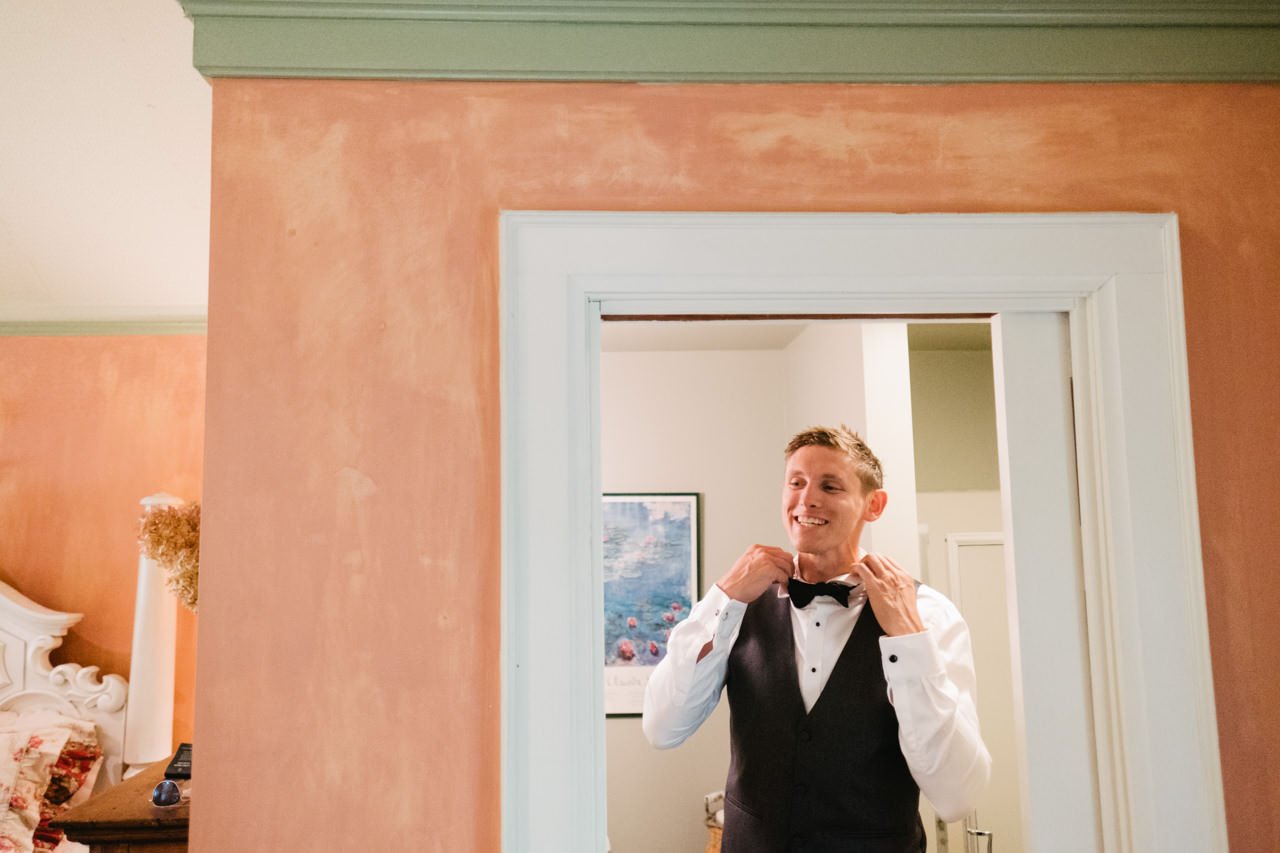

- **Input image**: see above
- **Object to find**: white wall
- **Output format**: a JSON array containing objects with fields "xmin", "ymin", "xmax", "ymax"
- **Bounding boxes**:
[
  {"xmin": 601, "ymin": 348, "xmax": 786, "ymax": 853},
  {"xmin": 909, "ymin": 349, "xmax": 1000, "ymax": 492},
  {"xmin": 783, "ymin": 321, "xmax": 921, "ymax": 573},
  {"xmin": 859, "ymin": 323, "xmax": 922, "ymax": 576},
  {"xmin": 782, "ymin": 321, "xmax": 866, "ymax": 437}
]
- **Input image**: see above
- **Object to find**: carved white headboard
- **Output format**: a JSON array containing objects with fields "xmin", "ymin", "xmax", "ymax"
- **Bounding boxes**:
[{"xmin": 0, "ymin": 580, "xmax": 128, "ymax": 788}]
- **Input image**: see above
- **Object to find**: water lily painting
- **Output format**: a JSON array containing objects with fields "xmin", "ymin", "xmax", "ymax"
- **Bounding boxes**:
[{"xmin": 602, "ymin": 493, "xmax": 700, "ymax": 716}]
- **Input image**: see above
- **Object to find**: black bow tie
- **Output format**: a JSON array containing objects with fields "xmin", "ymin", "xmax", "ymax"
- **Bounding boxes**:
[{"xmin": 787, "ymin": 579, "xmax": 852, "ymax": 608}]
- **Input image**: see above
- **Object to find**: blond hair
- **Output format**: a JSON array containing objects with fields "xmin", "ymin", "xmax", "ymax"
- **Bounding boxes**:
[{"xmin": 784, "ymin": 424, "xmax": 883, "ymax": 493}]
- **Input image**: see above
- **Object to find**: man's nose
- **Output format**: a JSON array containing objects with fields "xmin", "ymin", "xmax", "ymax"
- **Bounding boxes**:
[{"xmin": 799, "ymin": 484, "xmax": 820, "ymax": 506}]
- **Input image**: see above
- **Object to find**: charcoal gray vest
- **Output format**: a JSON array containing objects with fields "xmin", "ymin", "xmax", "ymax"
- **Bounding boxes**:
[{"xmin": 722, "ymin": 584, "xmax": 925, "ymax": 853}]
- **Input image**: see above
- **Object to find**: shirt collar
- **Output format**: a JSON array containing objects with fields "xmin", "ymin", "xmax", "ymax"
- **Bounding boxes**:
[{"xmin": 779, "ymin": 551, "xmax": 866, "ymax": 598}]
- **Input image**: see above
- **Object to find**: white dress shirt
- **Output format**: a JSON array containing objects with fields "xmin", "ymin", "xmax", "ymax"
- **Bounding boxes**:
[{"xmin": 642, "ymin": 573, "xmax": 991, "ymax": 822}]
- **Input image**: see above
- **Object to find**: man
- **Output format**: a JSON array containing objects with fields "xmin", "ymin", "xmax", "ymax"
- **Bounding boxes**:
[{"xmin": 643, "ymin": 425, "xmax": 990, "ymax": 852}]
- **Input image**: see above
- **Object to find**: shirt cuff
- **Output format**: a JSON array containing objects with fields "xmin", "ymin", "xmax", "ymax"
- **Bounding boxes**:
[
  {"xmin": 879, "ymin": 629, "xmax": 945, "ymax": 680},
  {"xmin": 699, "ymin": 583, "xmax": 747, "ymax": 643}
]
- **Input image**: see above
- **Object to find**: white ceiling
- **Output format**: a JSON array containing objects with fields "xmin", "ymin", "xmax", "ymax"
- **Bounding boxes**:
[
  {"xmin": 601, "ymin": 320, "xmax": 808, "ymax": 351},
  {"xmin": 0, "ymin": 0, "xmax": 211, "ymax": 324},
  {"xmin": 602, "ymin": 320, "xmax": 991, "ymax": 352}
]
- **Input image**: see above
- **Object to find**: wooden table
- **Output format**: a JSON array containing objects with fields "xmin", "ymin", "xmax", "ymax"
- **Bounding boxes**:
[{"xmin": 51, "ymin": 761, "xmax": 189, "ymax": 852}]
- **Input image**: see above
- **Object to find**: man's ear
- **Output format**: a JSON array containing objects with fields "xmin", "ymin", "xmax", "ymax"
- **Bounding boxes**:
[{"xmin": 864, "ymin": 489, "xmax": 888, "ymax": 522}]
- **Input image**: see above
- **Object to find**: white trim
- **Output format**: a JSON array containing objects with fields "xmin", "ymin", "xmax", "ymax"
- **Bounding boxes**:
[
  {"xmin": 944, "ymin": 532, "xmax": 1004, "ymax": 606},
  {"xmin": 500, "ymin": 211, "xmax": 1225, "ymax": 853}
]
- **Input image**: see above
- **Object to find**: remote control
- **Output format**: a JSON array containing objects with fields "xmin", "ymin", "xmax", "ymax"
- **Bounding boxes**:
[{"xmin": 164, "ymin": 742, "xmax": 193, "ymax": 780}]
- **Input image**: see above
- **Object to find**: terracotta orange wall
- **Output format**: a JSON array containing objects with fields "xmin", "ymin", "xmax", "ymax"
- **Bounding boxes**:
[
  {"xmin": 0, "ymin": 335, "xmax": 205, "ymax": 746},
  {"xmin": 198, "ymin": 82, "xmax": 1279, "ymax": 851}
]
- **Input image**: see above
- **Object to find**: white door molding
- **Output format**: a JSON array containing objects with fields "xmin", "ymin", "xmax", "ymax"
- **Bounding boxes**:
[
  {"xmin": 945, "ymin": 533, "xmax": 1005, "ymax": 604},
  {"xmin": 499, "ymin": 212, "xmax": 1224, "ymax": 852}
]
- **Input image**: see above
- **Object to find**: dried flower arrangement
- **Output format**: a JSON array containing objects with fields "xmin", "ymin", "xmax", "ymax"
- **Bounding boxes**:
[{"xmin": 138, "ymin": 503, "xmax": 200, "ymax": 612}]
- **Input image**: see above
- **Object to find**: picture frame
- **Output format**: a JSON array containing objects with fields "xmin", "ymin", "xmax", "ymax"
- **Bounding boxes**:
[{"xmin": 602, "ymin": 493, "xmax": 701, "ymax": 717}]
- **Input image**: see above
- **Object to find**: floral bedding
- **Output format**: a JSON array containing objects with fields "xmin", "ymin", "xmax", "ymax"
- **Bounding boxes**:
[{"xmin": 0, "ymin": 713, "xmax": 102, "ymax": 853}]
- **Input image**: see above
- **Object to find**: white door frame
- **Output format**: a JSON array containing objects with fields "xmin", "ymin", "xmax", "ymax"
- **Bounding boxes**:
[{"xmin": 499, "ymin": 212, "xmax": 1225, "ymax": 852}]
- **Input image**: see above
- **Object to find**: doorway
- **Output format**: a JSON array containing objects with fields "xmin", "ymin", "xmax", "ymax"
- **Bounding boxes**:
[
  {"xmin": 599, "ymin": 318, "xmax": 1024, "ymax": 852},
  {"xmin": 500, "ymin": 211, "xmax": 1225, "ymax": 852}
]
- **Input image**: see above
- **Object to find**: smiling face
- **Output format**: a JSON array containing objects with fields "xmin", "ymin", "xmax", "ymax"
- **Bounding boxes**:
[{"xmin": 781, "ymin": 444, "xmax": 887, "ymax": 565}]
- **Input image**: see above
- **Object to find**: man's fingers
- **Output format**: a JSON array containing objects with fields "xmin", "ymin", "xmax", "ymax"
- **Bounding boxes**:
[
  {"xmin": 878, "ymin": 555, "xmax": 914, "ymax": 586},
  {"xmin": 868, "ymin": 554, "xmax": 917, "ymax": 592},
  {"xmin": 857, "ymin": 554, "xmax": 913, "ymax": 593},
  {"xmin": 862, "ymin": 553, "xmax": 905, "ymax": 578},
  {"xmin": 858, "ymin": 553, "xmax": 886, "ymax": 577},
  {"xmin": 746, "ymin": 545, "xmax": 793, "ymax": 577},
  {"xmin": 722, "ymin": 545, "xmax": 795, "ymax": 603},
  {"xmin": 762, "ymin": 545, "xmax": 793, "ymax": 560}
]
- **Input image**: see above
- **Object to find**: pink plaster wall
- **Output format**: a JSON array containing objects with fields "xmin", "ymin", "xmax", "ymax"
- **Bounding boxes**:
[
  {"xmin": 0, "ymin": 335, "xmax": 205, "ymax": 746},
  {"xmin": 198, "ymin": 81, "xmax": 1280, "ymax": 851}
]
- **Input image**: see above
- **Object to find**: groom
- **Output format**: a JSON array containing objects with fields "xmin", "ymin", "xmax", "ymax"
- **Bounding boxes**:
[{"xmin": 643, "ymin": 425, "xmax": 990, "ymax": 852}]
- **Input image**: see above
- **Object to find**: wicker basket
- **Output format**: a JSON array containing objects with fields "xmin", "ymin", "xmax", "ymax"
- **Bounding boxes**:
[{"xmin": 705, "ymin": 824, "xmax": 722, "ymax": 853}]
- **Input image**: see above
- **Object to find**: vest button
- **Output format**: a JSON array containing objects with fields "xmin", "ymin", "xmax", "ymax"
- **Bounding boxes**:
[
  {"xmin": 794, "ymin": 782, "xmax": 809, "ymax": 795},
  {"xmin": 799, "ymin": 729, "xmax": 812, "ymax": 742}
]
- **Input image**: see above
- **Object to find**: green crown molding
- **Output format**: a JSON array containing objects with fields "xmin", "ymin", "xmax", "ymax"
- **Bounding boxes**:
[
  {"xmin": 0, "ymin": 318, "xmax": 208, "ymax": 337},
  {"xmin": 180, "ymin": 1, "xmax": 1280, "ymax": 27},
  {"xmin": 178, "ymin": 1, "xmax": 1280, "ymax": 81}
]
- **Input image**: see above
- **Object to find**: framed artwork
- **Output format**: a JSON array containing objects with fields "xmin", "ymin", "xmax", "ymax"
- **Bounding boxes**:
[{"xmin": 602, "ymin": 493, "xmax": 701, "ymax": 716}]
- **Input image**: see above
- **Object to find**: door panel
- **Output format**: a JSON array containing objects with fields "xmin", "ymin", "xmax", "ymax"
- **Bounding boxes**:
[
  {"xmin": 991, "ymin": 312, "xmax": 1099, "ymax": 851},
  {"xmin": 945, "ymin": 537, "xmax": 1024, "ymax": 853}
]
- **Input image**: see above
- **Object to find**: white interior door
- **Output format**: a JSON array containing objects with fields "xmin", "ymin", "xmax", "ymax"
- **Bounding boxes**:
[
  {"xmin": 991, "ymin": 312, "xmax": 1099, "ymax": 850},
  {"xmin": 944, "ymin": 535, "xmax": 1022, "ymax": 853}
]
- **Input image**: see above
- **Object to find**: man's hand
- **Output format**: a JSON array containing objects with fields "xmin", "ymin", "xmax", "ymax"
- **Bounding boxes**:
[
  {"xmin": 717, "ymin": 545, "xmax": 793, "ymax": 604},
  {"xmin": 854, "ymin": 553, "xmax": 926, "ymax": 637}
]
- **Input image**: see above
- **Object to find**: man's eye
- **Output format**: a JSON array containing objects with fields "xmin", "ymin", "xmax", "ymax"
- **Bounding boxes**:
[{"xmin": 823, "ymin": 484, "xmax": 842, "ymax": 492}]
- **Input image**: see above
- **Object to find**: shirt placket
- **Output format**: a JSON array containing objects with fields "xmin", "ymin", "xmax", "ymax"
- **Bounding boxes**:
[{"xmin": 799, "ymin": 599, "xmax": 832, "ymax": 708}]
